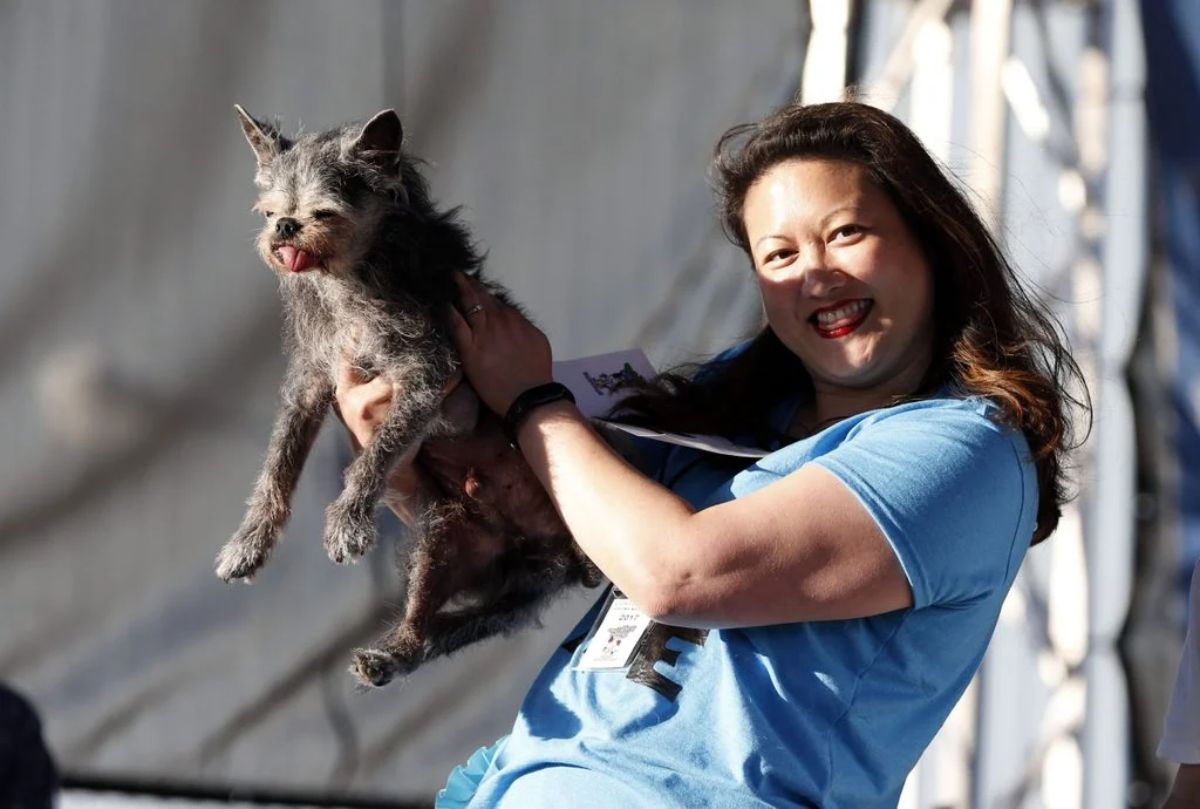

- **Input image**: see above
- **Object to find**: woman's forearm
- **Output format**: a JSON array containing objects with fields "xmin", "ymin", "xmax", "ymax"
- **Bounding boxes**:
[
  {"xmin": 445, "ymin": 273, "xmax": 716, "ymax": 614},
  {"xmin": 514, "ymin": 400, "xmax": 698, "ymax": 615}
]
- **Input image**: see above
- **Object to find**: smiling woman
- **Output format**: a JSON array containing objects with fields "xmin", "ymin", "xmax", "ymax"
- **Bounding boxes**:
[
  {"xmin": 744, "ymin": 158, "xmax": 935, "ymax": 429},
  {"xmin": 615, "ymin": 101, "xmax": 1087, "ymax": 543},
  {"xmin": 337, "ymin": 100, "xmax": 1088, "ymax": 808}
]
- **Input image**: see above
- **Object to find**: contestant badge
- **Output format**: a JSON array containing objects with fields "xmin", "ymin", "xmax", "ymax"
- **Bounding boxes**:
[{"xmin": 574, "ymin": 588, "xmax": 654, "ymax": 672}]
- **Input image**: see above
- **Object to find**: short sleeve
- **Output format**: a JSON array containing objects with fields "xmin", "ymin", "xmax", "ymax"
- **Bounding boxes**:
[
  {"xmin": 1160, "ymin": 562, "xmax": 1200, "ymax": 763},
  {"xmin": 811, "ymin": 402, "xmax": 1036, "ymax": 609}
]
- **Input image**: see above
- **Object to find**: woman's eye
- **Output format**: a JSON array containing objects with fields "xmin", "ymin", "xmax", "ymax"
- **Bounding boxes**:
[
  {"xmin": 765, "ymin": 248, "xmax": 794, "ymax": 263},
  {"xmin": 312, "ymin": 209, "xmax": 337, "ymax": 220},
  {"xmin": 831, "ymin": 225, "xmax": 863, "ymax": 242}
]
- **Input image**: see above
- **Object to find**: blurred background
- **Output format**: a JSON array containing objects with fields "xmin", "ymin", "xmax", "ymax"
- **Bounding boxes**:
[{"xmin": 0, "ymin": 0, "xmax": 1195, "ymax": 807}]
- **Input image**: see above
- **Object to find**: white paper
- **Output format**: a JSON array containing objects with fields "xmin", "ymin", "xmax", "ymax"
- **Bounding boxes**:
[
  {"xmin": 552, "ymin": 349, "xmax": 658, "ymax": 419},
  {"xmin": 553, "ymin": 348, "xmax": 770, "ymax": 459}
]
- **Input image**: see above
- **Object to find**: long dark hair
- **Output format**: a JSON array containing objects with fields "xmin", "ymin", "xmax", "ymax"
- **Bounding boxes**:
[{"xmin": 612, "ymin": 101, "xmax": 1088, "ymax": 545}]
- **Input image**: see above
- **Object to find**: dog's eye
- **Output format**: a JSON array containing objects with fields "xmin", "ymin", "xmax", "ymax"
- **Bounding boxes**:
[
  {"xmin": 261, "ymin": 210, "xmax": 275, "ymax": 218},
  {"xmin": 312, "ymin": 209, "xmax": 337, "ymax": 220}
]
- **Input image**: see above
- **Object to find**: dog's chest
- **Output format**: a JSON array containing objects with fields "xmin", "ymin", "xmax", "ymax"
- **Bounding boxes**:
[{"xmin": 284, "ymin": 278, "xmax": 429, "ymax": 373}]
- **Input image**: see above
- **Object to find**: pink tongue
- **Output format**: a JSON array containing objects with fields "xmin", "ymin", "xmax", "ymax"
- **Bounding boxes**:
[{"xmin": 277, "ymin": 245, "xmax": 315, "ymax": 273}]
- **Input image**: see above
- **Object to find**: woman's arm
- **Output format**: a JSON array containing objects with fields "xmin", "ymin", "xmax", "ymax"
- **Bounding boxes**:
[
  {"xmin": 449, "ymin": 274, "xmax": 911, "ymax": 628},
  {"xmin": 519, "ymin": 401, "xmax": 910, "ymax": 627}
]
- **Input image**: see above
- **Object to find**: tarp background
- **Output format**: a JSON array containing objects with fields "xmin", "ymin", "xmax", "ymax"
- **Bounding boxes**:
[{"xmin": 0, "ymin": 0, "xmax": 806, "ymax": 801}]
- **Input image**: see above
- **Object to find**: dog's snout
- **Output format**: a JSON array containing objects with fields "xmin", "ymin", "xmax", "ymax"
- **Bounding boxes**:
[{"xmin": 275, "ymin": 217, "xmax": 301, "ymax": 239}]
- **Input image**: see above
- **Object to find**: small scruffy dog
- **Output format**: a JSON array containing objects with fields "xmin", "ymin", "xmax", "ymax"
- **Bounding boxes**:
[{"xmin": 215, "ymin": 106, "xmax": 600, "ymax": 687}]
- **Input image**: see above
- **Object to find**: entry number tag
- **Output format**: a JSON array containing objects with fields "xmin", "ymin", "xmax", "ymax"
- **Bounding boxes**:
[{"xmin": 574, "ymin": 590, "xmax": 654, "ymax": 672}]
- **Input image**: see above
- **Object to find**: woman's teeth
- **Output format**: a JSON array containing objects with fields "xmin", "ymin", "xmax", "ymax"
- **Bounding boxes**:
[{"xmin": 814, "ymin": 299, "xmax": 871, "ymax": 327}]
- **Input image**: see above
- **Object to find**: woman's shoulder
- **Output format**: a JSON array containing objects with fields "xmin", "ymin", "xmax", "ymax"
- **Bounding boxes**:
[
  {"xmin": 812, "ymin": 394, "xmax": 1038, "ymax": 532},
  {"xmin": 808, "ymin": 395, "xmax": 1039, "ymax": 605},
  {"xmin": 850, "ymin": 395, "xmax": 1030, "ymax": 458},
  {"xmin": 755, "ymin": 394, "xmax": 1031, "ymax": 487},
  {"xmin": 755, "ymin": 394, "xmax": 1037, "ymax": 500},
  {"xmin": 862, "ymin": 393, "xmax": 999, "ymax": 422}
]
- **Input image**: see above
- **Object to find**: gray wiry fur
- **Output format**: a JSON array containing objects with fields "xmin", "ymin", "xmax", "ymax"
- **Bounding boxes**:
[{"xmin": 216, "ymin": 106, "xmax": 601, "ymax": 687}]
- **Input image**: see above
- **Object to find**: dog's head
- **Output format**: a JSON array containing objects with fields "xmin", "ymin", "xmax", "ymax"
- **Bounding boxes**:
[{"xmin": 235, "ymin": 105, "xmax": 410, "ymax": 280}]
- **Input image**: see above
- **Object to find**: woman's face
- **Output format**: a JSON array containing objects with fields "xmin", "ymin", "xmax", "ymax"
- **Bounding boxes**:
[{"xmin": 743, "ymin": 158, "xmax": 935, "ymax": 400}]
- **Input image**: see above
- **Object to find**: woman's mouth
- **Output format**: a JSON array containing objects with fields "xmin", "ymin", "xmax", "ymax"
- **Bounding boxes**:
[{"xmin": 810, "ymin": 299, "xmax": 873, "ymax": 339}]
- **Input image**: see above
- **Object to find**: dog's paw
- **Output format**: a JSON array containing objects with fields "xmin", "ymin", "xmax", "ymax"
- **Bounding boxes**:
[
  {"xmin": 214, "ymin": 523, "xmax": 277, "ymax": 582},
  {"xmin": 350, "ymin": 648, "xmax": 409, "ymax": 688},
  {"xmin": 323, "ymin": 502, "xmax": 376, "ymax": 564}
]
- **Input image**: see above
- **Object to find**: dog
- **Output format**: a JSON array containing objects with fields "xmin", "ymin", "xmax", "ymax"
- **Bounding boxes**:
[{"xmin": 215, "ymin": 106, "xmax": 600, "ymax": 687}]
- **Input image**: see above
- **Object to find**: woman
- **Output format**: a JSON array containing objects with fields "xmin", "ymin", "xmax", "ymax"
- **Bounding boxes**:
[{"xmin": 338, "ymin": 101, "xmax": 1084, "ymax": 808}]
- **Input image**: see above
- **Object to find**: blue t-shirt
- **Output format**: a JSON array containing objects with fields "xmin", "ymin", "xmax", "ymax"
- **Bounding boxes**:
[{"xmin": 464, "ymin": 396, "xmax": 1037, "ymax": 809}]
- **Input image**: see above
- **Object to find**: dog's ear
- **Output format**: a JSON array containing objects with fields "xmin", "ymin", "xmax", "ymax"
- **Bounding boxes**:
[
  {"xmin": 351, "ymin": 109, "xmax": 403, "ymax": 171},
  {"xmin": 235, "ymin": 104, "xmax": 283, "ymax": 170}
]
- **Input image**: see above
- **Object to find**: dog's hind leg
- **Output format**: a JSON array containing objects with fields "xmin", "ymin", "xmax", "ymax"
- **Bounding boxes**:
[
  {"xmin": 416, "ymin": 589, "xmax": 548, "ymax": 663},
  {"xmin": 352, "ymin": 584, "xmax": 549, "ymax": 688},
  {"xmin": 350, "ymin": 500, "xmax": 476, "ymax": 687}
]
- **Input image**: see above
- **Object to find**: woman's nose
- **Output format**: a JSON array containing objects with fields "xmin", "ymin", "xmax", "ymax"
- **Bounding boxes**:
[
  {"xmin": 800, "ymin": 266, "xmax": 846, "ymax": 298},
  {"xmin": 790, "ymin": 246, "xmax": 844, "ymax": 297}
]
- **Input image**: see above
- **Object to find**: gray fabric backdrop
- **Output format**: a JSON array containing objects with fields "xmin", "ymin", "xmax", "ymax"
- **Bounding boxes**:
[{"xmin": 0, "ymin": 1, "xmax": 805, "ymax": 800}]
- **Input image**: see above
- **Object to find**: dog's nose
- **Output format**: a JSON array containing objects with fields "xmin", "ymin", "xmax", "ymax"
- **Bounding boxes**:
[{"xmin": 275, "ymin": 217, "xmax": 301, "ymax": 239}]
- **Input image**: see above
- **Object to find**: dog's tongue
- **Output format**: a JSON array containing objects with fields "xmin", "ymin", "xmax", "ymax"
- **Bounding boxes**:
[{"xmin": 278, "ymin": 245, "xmax": 315, "ymax": 273}]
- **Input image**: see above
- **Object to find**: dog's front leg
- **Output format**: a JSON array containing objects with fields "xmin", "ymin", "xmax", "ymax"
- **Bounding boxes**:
[
  {"xmin": 323, "ymin": 369, "xmax": 444, "ymax": 564},
  {"xmin": 216, "ymin": 361, "xmax": 332, "ymax": 581}
]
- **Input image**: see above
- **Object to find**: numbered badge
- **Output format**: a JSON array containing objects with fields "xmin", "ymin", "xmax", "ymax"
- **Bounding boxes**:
[{"xmin": 573, "ymin": 588, "xmax": 654, "ymax": 672}]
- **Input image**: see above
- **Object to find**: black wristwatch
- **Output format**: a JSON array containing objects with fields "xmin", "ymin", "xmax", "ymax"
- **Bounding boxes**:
[{"xmin": 503, "ymin": 382, "xmax": 577, "ymax": 446}]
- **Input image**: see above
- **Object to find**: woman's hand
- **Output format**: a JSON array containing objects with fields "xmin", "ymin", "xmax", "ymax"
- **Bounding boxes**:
[
  {"xmin": 448, "ymin": 273, "xmax": 554, "ymax": 416},
  {"xmin": 332, "ymin": 355, "xmax": 461, "ymax": 525}
]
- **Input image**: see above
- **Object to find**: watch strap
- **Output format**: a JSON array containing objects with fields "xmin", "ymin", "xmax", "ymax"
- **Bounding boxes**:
[{"xmin": 502, "ymin": 382, "xmax": 576, "ymax": 446}]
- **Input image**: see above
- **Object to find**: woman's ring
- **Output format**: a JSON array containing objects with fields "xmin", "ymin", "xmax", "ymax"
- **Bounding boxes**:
[{"xmin": 466, "ymin": 304, "xmax": 484, "ymax": 317}]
